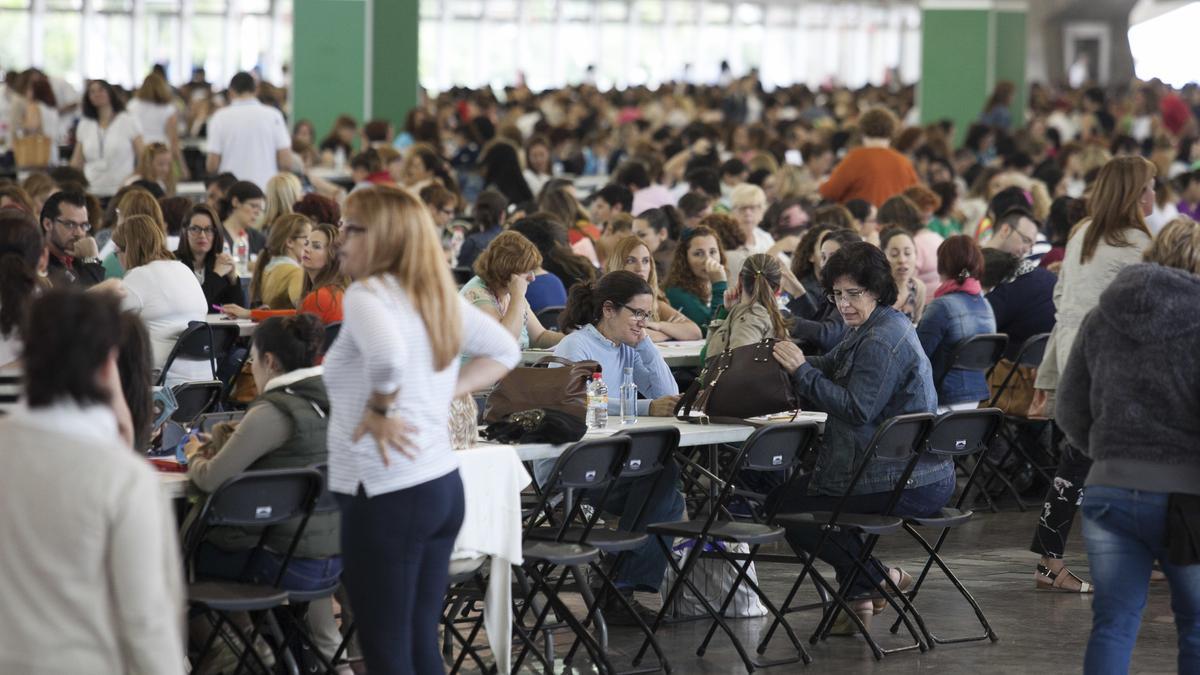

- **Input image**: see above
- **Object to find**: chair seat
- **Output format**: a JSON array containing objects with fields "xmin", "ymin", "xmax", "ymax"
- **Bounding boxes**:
[
  {"xmin": 287, "ymin": 581, "xmax": 340, "ymax": 604},
  {"xmin": 646, "ymin": 519, "xmax": 785, "ymax": 545},
  {"xmin": 526, "ymin": 526, "xmax": 648, "ymax": 552},
  {"xmin": 522, "ymin": 541, "xmax": 600, "ymax": 566},
  {"xmin": 906, "ymin": 507, "xmax": 973, "ymax": 528},
  {"xmin": 189, "ymin": 580, "xmax": 289, "ymax": 612},
  {"xmin": 774, "ymin": 511, "xmax": 903, "ymax": 535}
]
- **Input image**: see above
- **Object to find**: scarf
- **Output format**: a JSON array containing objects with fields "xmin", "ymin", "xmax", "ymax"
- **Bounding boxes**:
[{"xmin": 934, "ymin": 276, "xmax": 982, "ymax": 298}]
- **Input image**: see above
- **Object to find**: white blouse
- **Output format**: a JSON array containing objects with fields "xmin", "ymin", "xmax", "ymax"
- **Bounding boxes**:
[
  {"xmin": 120, "ymin": 259, "xmax": 210, "ymax": 387},
  {"xmin": 323, "ymin": 276, "xmax": 520, "ymax": 497},
  {"xmin": 127, "ymin": 99, "xmax": 175, "ymax": 146},
  {"xmin": 76, "ymin": 111, "xmax": 143, "ymax": 196}
]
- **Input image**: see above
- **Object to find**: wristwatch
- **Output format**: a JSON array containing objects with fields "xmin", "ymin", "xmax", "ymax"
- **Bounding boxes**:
[{"xmin": 80, "ymin": 257, "xmax": 101, "ymax": 265}]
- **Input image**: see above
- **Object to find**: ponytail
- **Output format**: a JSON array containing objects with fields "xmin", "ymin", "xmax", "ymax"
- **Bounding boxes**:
[
  {"xmin": 560, "ymin": 281, "xmax": 599, "ymax": 335},
  {"xmin": 739, "ymin": 253, "xmax": 790, "ymax": 339},
  {"xmin": 253, "ymin": 313, "xmax": 324, "ymax": 372}
]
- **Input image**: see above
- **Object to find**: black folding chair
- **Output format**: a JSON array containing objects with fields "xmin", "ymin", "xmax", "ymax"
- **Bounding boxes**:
[
  {"xmin": 977, "ymin": 333, "xmax": 1054, "ymax": 510},
  {"xmin": 183, "ymin": 467, "xmax": 325, "ymax": 675},
  {"xmin": 935, "ymin": 333, "xmax": 1008, "ymax": 397},
  {"xmin": 633, "ymin": 422, "xmax": 820, "ymax": 673},
  {"xmin": 451, "ymin": 267, "xmax": 474, "ymax": 285},
  {"xmin": 536, "ymin": 305, "xmax": 566, "ymax": 332},
  {"xmin": 322, "ymin": 322, "xmax": 341, "ymax": 355},
  {"xmin": 888, "ymin": 408, "xmax": 1005, "ymax": 646},
  {"xmin": 440, "ymin": 557, "xmax": 492, "ymax": 674},
  {"xmin": 158, "ymin": 321, "xmax": 240, "ymax": 387},
  {"xmin": 514, "ymin": 436, "xmax": 632, "ymax": 675},
  {"xmin": 171, "ymin": 380, "xmax": 224, "ymax": 425},
  {"xmin": 767, "ymin": 413, "xmax": 935, "ymax": 661}
]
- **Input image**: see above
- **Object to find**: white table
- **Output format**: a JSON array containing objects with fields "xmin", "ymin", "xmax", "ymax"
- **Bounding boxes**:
[
  {"xmin": 160, "ymin": 472, "xmax": 190, "ymax": 499},
  {"xmin": 521, "ymin": 339, "xmax": 705, "ymax": 369},
  {"xmin": 307, "ymin": 166, "xmax": 352, "ymax": 183},
  {"xmin": 204, "ymin": 314, "xmax": 257, "ymax": 338},
  {"xmin": 176, "ymin": 181, "xmax": 206, "ymax": 200}
]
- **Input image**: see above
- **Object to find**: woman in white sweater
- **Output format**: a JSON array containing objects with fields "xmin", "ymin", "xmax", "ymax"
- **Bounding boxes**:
[
  {"xmin": 1029, "ymin": 156, "xmax": 1156, "ymax": 593},
  {"xmin": 323, "ymin": 185, "xmax": 519, "ymax": 673},
  {"xmin": 111, "ymin": 214, "xmax": 209, "ymax": 386}
]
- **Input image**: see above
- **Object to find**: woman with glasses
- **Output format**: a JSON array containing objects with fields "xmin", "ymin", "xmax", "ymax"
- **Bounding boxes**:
[
  {"xmin": 223, "ymin": 222, "xmax": 347, "ymax": 325},
  {"xmin": 175, "ymin": 203, "xmax": 244, "ymax": 311},
  {"xmin": 247, "ymin": 214, "xmax": 312, "ymax": 309},
  {"xmin": 769, "ymin": 242, "xmax": 945, "ymax": 634},
  {"xmin": 322, "ymin": 185, "xmax": 519, "ymax": 673}
]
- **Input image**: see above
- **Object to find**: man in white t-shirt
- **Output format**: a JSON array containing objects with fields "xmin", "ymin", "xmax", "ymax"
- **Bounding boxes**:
[{"xmin": 205, "ymin": 72, "xmax": 290, "ymax": 190}]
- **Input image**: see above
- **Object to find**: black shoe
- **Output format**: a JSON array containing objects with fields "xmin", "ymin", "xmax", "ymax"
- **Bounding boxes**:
[{"xmin": 599, "ymin": 589, "xmax": 658, "ymax": 627}]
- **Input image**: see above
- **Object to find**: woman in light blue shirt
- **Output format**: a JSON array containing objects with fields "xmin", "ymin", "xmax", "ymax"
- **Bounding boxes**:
[{"xmin": 549, "ymin": 270, "xmax": 684, "ymax": 624}]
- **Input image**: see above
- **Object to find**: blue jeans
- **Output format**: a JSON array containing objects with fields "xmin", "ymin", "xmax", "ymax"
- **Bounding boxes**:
[
  {"xmin": 1082, "ymin": 486, "xmax": 1200, "ymax": 675},
  {"xmin": 194, "ymin": 542, "xmax": 343, "ymax": 592},
  {"xmin": 768, "ymin": 473, "xmax": 955, "ymax": 597},
  {"xmin": 597, "ymin": 460, "xmax": 686, "ymax": 592}
]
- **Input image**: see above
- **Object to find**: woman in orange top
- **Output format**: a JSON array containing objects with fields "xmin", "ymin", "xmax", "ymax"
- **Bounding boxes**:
[
  {"xmin": 222, "ymin": 222, "xmax": 347, "ymax": 325},
  {"xmin": 818, "ymin": 107, "xmax": 919, "ymax": 207}
]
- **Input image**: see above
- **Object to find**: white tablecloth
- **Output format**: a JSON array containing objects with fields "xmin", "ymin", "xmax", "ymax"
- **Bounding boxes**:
[{"xmin": 452, "ymin": 444, "xmax": 530, "ymax": 671}]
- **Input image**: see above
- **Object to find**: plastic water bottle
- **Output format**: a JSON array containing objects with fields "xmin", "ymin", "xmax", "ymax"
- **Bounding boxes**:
[
  {"xmin": 586, "ymin": 372, "xmax": 608, "ymax": 430},
  {"xmin": 620, "ymin": 367, "xmax": 638, "ymax": 425}
]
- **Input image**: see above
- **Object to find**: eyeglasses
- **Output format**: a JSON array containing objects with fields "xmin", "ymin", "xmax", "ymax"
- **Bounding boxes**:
[
  {"xmin": 439, "ymin": 207, "xmax": 455, "ymax": 217},
  {"xmin": 186, "ymin": 225, "xmax": 214, "ymax": 237},
  {"xmin": 55, "ymin": 217, "xmax": 91, "ymax": 233},
  {"xmin": 615, "ymin": 303, "xmax": 652, "ymax": 322},
  {"xmin": 826, "ymin": 288, "xmax": 870, "ymax": 305}
]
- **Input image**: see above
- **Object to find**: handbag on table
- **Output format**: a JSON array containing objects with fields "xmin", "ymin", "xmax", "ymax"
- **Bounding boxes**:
[
  {"xmin": 674, "ymin": 338, "xmax": 800, "ymax": 424},
  {"xmin": 482, "ymin": 355, "xmax": 600, "ymax": 424},
  {"xmin": 482, "ymin": 408, "xmax": 587, "ymax": 445}
]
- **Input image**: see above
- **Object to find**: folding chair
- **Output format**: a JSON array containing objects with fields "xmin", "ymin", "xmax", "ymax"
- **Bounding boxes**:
[
  {"xmin": 514, "ymin": 436, "xmax": 632, "ymax": 675},
  {"xmin": 451, "ymin": 266, "xmax": 474, "ymax": 285},
  {"xmin": 182, "ymin": 467, "xmax": 325, "ymax": 674},
  {"xmin": 171, "ymin": 380, "xmax": 224, "ymax": 426},
  {"xmin": 976, "ymin": 333, "xmax": 1054, "ymax": 510},
  {"xmin": 441, "ymin": 557, "xmax": 492, "ymax": 674},
  {"xmin": 322, "ymin": 322, "xmax": 341, "ymax": 355},
  {"xmin": 158, "ymin": 320, "xmax": 240, "ymax": 387},
  {"xmin": 531, "ymin": 425, "xmax": 681, "ymax": 675},
  {"xmin": 888, "ymin": 408, "xmax": 1005, "ymax": 646},
  {"xmin": 536, "ymin": 305, "xmax": 566, "ymax": 332},
  {"xmin": 767, "ymin": 413, "xmax": 935, "ymax": 661},
  {"xmin": 633, "ymin": 422, "xmax": 820, "ymax": 673}
]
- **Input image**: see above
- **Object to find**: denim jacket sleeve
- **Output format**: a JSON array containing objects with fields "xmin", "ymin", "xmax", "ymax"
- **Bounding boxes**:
[
  {"xmin": 916, "ymin": 298, "xmax": 947, "ymax": 360},
  {"xmin": 790, "ymin": 334, "xmax": 900, "ymax": 426}
]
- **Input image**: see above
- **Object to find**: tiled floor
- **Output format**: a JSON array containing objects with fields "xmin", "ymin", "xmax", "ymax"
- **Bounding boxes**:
[{"xmin": 499, "ymin": 508, "xmax": 1181, "ymax": 674}]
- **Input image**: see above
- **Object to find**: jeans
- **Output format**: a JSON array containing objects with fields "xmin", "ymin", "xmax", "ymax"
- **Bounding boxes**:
[
  {"xmin": 194, "ymin": 542, "xmax": 343, "ymax": 592},
  {"xmin": 1081, "ymin": 486, "xmax": 1200, "ymax": 675},
  {"xmin": 1031, "ymin": 435, "xmax": 1092, "ymax": 558},
  {"xmin": 336, "ymin": 470, "xmax": 465, "ymax": 675},
  {"xmin": 596, "ymin": 460, "xmax": 686, "ymax": 592},
  {"xmin": 768, "ymin": 473, "xmax": 955, "ymax": 597}
]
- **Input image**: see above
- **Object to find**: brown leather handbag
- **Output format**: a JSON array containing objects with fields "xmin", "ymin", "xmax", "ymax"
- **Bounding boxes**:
[
  {"xmin": 675, "ymin": 338, "xmax": 800, "ymax": 423},
  {"xmin": 482, "ymin": 355, "xmax": 600, "ymax": 424}
]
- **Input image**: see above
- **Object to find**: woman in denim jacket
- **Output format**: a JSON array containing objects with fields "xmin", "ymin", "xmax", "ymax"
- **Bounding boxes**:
[
  {"xmin": 917, "ymin": 235, "xmax": 997, "ymax": 412},
  {"xmin": 768, "ymin": 242, "xmax": 950, "ymax": 633}
]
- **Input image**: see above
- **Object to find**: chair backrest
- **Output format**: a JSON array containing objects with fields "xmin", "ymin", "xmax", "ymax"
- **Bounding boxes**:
[
  {"xmin": 926, "ymin": 408, "xmax": 1004, "ymax": 459},
  {"xmin": 1014, "ymin": 332, "xmax": 1051, "ymax": 367},
  {"xmin": 322, "ymin": 322, "xmax": 342, "ymax": 355},
  {"xmin": 837, "ymin": 412, "xmax": 935, "ymax": 519},
  {"xmin": 739, "ymin": 421, "xmax": 820, "ymax": 473},
  {"xmin": 616, "ymin": 426, "xmax": 679, "ymax": 479},
  {"xmin": 549, "ymin": 435, "xmax": 631, "ymax": 491},
  {"xmin": 451, "ymin": 267, "xmax": 474, "ymax": 285},
  {"xmin": 535, "ymin": 305, "xmax": 566, "ymax": 332},
  {"xmin": 157, "ymin": 321, "xmax": 241, "ymax": 386},
  {"xmin": 170, "ymin": 380, "xmax": 223, "ymax": 425},
  {"xmin": 937, "ymin": 333, "xmax": 1008, "ymax": 392}
]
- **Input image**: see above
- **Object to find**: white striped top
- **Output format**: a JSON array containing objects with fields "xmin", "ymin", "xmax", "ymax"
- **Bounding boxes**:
[{"xmin": 323, "ymin": 276, "xmax": 520, "ymax": 497}]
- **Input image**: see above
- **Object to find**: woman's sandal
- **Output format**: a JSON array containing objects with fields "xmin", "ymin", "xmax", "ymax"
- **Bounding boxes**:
[
  {"xmin": 872, "ymin": 568, "xmax": 914, "ymax": 615},
  {"xmin": 829, "ymin": 600, "xmax": 875, "ymax": 636},
  {"xmin": 1035, "ymin": 563, "xmax": 1094, "ymax": 593}
]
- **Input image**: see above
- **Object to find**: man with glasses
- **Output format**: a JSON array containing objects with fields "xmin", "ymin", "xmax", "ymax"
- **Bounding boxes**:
[
  {"xmin": 983, "ymin": 207, "xmax": 1057, "ymax": 360},
  {"xmin": 40, "ymin": 188, "xmax": 104, "ymax": 288},
  {"xmin": 988, "ymin": 207, "xmax": 1041, "ymax": 259}
]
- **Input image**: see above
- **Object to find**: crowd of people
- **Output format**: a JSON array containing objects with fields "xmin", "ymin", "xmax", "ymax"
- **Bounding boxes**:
[{"xmin": 1, "ymin": 62, "xmax": 1200, "ymax": 673}]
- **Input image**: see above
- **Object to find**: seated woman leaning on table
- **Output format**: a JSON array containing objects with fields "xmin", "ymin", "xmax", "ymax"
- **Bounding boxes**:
[
  {"xmin": 460, "ymin": 230, "xmax": 563, "ymax": 349},
  {"xmin": 222, "ymin": 222, "xmax": 347, "ymax": 325},
  {"xmin": 767, "ymin": 242, "xmax": 950, "ymax": 634},
  {"xmin": 604, "ymin": 235, "xmax": 702, "ymax": 342},
  {"xmin": 183, "ymin": 314, "xmax": 340, "ymax": 591},
  {"xmin": 548, "ymin": 269, "xmax": 685, "ymax": 624}
]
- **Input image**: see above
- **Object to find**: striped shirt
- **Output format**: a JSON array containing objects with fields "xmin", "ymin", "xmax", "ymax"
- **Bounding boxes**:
[{"xmin": 323, "ymin": 276, "xmax": 520, "ymax": 497}]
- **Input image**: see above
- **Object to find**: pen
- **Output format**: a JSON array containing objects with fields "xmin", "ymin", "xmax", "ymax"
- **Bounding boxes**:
[{"xmin": 211, "ymin": 304, "xmax": 223, "ymax": 313}]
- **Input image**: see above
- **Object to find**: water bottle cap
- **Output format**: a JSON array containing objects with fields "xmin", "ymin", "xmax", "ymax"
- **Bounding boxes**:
[{"xmin": 592, "ymin": 373, "xmax": 601, "ymax": 379}]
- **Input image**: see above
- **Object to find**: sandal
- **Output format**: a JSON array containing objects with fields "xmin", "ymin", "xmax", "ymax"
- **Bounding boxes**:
[
  {"xmin": 1035, "ymin": 563, "xmax": 1093, "ymax": 593},
  {"xmin": 873, "ymin": 567, "xmax": 913, "ymax": 615},
  {"xmin": 829, "ymin": 600, "xmax": 874, "ymax": 636}
]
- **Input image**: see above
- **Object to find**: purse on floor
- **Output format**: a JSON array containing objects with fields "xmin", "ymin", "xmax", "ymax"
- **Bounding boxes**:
[
  {"xmin": 674, "ymin": 338, "xmax": 799, "ymax": 424},
  {"xmin": 482, "ymin": 355, "xmax": 600, "ymax": 424}
]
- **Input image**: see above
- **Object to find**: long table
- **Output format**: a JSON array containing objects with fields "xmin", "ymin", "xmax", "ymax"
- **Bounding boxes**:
[
  {"xmin": 204, "ymin": 314, "xmax": 257, "ymax": 338},
  {"xmin": 521, "ymin": 339, "xmax": 705, "ymax": 369}
]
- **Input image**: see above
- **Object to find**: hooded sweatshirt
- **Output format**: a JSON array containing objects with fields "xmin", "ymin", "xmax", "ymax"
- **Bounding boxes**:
[{"xmin": 1057, "ymin": 263, "xmax": 1200, "ymax": 496}]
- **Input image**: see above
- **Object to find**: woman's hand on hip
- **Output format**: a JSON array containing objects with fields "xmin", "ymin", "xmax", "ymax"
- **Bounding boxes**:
[
  {"xmin": 772, "ymin": 340, "xmax": 806, "ymax": 374},
  {"xmin": 353, "ymin": 411, "xmax": 418, "ymax": 466}
]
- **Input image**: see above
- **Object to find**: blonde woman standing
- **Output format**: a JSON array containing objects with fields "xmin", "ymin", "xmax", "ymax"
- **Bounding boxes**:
[{"xmin": 323, "ymin": 185, "xmax": 518, "ymax": 673}]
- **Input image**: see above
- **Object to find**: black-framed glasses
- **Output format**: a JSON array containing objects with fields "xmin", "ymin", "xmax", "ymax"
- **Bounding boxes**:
[
  {"xmin": 827, "ymin": 288, "xmax": 869, "ymax": 305},
  {"xmin": 186, "ymin": 225, "xmax": 214, "ymax": 237},
  {"xmin": 615, "ymin": 303, "xmax": 652, "ymax": 322},
  {"xmin": 55, "ymin": 217, "xmax": 91, "ymax": 233}
]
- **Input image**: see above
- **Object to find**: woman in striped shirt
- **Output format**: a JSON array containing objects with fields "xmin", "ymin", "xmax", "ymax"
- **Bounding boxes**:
[{"xmin": 323, "ymin": 185, "xmax": 519, "ymax": 673}]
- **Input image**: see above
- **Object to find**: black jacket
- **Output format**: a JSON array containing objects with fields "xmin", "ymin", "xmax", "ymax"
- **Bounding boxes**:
[
  {"xmin": 46, "ymin": 252, "xmax": 105, "ymax": 288},
  {"xmin": 181, "ymin": 260, "xmax": 246, "ymax": 310}
]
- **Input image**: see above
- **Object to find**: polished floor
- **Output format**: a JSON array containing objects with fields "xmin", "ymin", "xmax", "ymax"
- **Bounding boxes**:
[{"xmin": 501, "ymin": 508, "xmax": 1181, "ymax": 674}]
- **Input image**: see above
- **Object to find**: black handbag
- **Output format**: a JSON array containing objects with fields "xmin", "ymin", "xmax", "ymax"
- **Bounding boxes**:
[
  {"xmin": 482, "ymin": 409, "xmax": 587, "ymax": 445},
  {"xmin": 673, "ymin": 337, "xmax": 800, "ymax": 424},
  {"xmin": 1167, "ymin": 493, "xmax": 1200, "ymax": 566}
]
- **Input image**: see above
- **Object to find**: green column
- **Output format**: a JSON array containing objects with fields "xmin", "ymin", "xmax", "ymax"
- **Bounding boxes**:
[
  {"xmin": 919, "ymin": 1, "xmax": 1027, "ymax": 144},
  {"xmin": 292, "ymin": 0, "xmax": 419, "ymax": 141}
]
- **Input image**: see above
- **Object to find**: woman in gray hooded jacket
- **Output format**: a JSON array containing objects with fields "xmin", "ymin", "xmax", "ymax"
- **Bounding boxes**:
[{"xmin": 1057, "ymin": 216, "xmax": 1200, "ymax": 674}]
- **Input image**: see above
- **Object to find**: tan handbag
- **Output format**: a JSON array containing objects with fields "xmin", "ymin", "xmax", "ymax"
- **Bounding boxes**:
[
  {"xmin": 987, "ymin": 358, "xmax": 1036, "ymax": 417},
  {"xmin": 481, "ymin": 355, "xmax": 600, "ymax": 424},
  {"xmin": 14, "ymin": 135, "xmax": 51, "ymax": 168}
]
